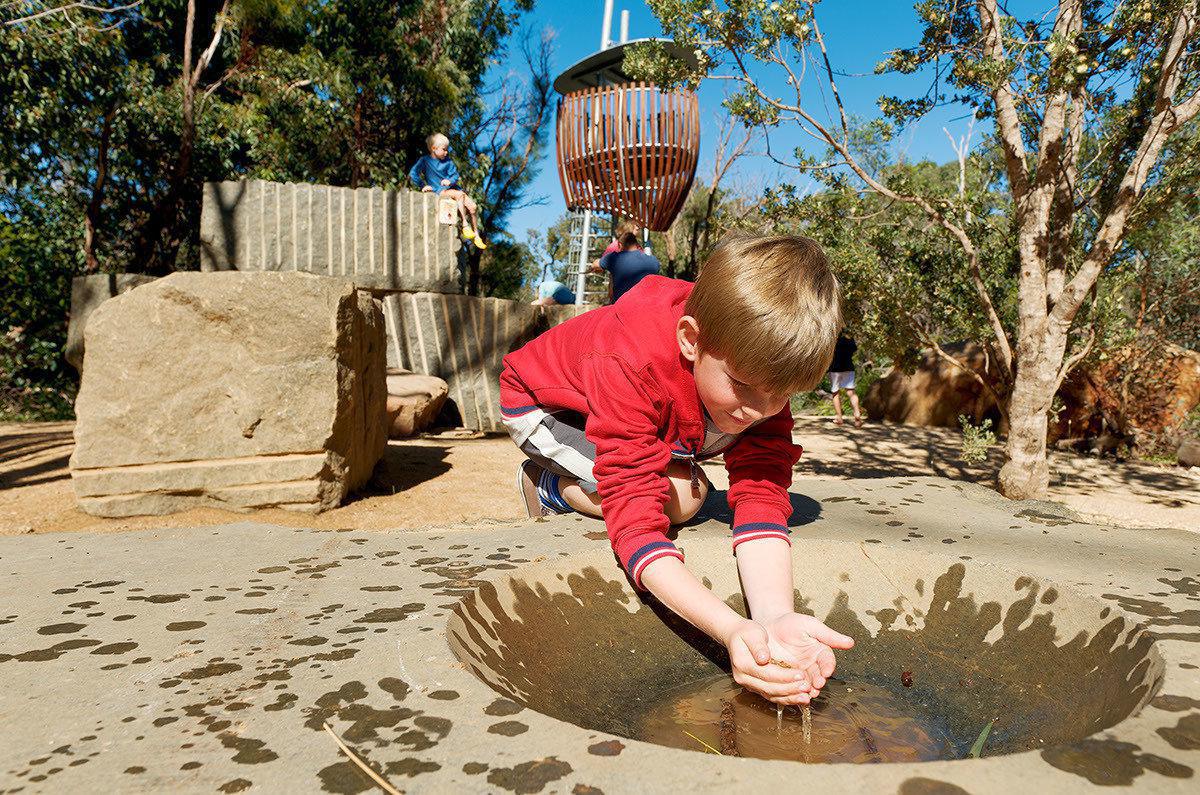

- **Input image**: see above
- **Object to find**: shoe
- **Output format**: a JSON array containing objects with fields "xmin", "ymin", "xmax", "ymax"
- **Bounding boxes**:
[
  {"xmin": 516, "ymin": 460, "xmax": 572, "ymax": 518},
  {"xmin": 834, "ymin": 417, "xmax": 844, "ymax": 426},
  {"xmin": 473, "ymin": 237, "xmax": 488, "ymax": 250},
  {"xmin": 461, "ymin": 226, "xmax": 476, "ymax": 240},
  {"xmin": 853, "ymin": 416, "xmax": 863, "ymax": 428}
]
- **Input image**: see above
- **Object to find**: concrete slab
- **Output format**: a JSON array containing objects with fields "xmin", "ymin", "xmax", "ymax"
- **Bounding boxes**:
[{"xmin": 0, "ymin": 476, "xmax": 1197, "ymax": 793}]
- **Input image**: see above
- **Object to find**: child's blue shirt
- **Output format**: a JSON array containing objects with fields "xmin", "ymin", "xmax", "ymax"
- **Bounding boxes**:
[{"xmin": 408, "ymin": 154, "xmax": 461, "ymax": 190}]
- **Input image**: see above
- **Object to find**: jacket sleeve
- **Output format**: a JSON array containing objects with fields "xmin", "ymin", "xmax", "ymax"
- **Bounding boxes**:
[
  {"xmin": 581, "ymin": 353, "xmax": 682, "ymax": 588},
  {"xmin": 723, "ymin": 404, "xmax": 802, "ymax": 550},
  {"xmin": 446, "ymin": 158, "xmax": 461, "ymax": 187},
  {"xmin": 408, "ymin": 157, "xmax": 424, "ymax": 188}
]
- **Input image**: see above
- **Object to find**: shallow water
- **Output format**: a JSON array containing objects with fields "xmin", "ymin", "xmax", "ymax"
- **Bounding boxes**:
[{"xmin": 638, "ymin": 674, "xmax": 956, "ymax": 762}]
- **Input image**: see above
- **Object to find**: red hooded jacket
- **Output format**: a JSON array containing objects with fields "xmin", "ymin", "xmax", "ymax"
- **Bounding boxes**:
[{"xmin": 499, "ymin": 276, "xmax": 802, "ymax": 587}]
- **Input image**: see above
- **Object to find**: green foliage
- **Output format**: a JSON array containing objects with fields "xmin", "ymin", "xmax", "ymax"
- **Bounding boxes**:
[
  {"xmin": 1, "ymin": 0, "xmax": 542, "ymax": 419},
  {"xmin": 959, "ymin": 415, "xmax": 997, "ymax": 466},
  {"xmin": 479, "ymin": 239, "xmax": 540, "ymax": 300},
  {"xmin": 635, "ymin": 0, "xmax": 1199, "ymax": 450},
  {"xmin": 0, "ymin": 193, "xmax": 82, "ymax": 420}
]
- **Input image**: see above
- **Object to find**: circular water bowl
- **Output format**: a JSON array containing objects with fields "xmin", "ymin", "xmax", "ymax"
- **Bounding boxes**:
[{"xmin": 448, "ymin": 539, "xmax": 1163, "ymax": 763}]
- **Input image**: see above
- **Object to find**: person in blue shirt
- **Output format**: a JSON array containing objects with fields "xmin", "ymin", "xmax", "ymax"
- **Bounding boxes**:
[
  {"xmin": 590, "ymin": 231, "xmax": 661, "ymax": 303},
  {"xmin": 408, "ymin": 133, "xmax": 486, "ymax": 250},
  {"xmin": 531, "ymin": 279, "xmax": 577, "ymax": 307}
]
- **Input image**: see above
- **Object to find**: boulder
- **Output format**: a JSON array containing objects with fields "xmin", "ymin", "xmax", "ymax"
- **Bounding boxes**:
[
  {"xmin": 1054, "ymin": 344, "xmax": 1200, "ymax": 443},
  {"xmin": 1179, "ymin": 439, "xmax": 1200, "ymax": 468},
  {"xmin": 65, "ymin": 274, "xmax": 158, "ymax": 372},
  {"xmin": 385, "ymin": 369, "xmax": 448, "ymax": 438},
  {"xmin": 864, "ymin": 342, "xmax": 1000, "ymax": 428},
  {"xmin": 70, "ymin": 272, "xmax": 387, "ymax": 516}
]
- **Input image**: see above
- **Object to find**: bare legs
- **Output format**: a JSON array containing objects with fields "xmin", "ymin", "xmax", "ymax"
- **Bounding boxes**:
[
  {"xmin": 440, "ymin": 188, "xmax": 482, "ymax": 239},
  {"xmin": 558, "ymin": 459, "xmax": 709, "ymax": 524},
  {"xmin": 832, "ymin": 389, "xmax": 862, "ymax": 426}
]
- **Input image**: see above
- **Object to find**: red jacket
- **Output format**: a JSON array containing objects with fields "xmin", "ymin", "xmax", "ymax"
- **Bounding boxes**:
[{"xmin": 499, "ymin": 276, "xmax": 802, "ymax": 586}]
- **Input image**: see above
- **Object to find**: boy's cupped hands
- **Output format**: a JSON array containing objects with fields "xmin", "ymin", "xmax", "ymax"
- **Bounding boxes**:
[{"xmin": 725, "ymin": 614, "xmax": 854, "ymax": 706}]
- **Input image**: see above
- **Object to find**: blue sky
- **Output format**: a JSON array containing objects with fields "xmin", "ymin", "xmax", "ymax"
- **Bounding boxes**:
[{"xmin": 495, "ymin": 1, "xmax": 989, "ymax": 240}]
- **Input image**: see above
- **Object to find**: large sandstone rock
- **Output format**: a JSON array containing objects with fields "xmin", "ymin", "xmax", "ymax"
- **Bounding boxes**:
[
  {"xmin": 385, "ymin": 369, "xmax": 448, "ymax": 438},
  {"xmin": 865, "ymin": 342, "xmax": 1000, "ymax": 428},
  {"xmin": 65, "ymin": 274, "xmax": 158, "ymax": 372},
  {"xmin": 70, "ymin": 272, "xmax": 387, "ymax": 516}
]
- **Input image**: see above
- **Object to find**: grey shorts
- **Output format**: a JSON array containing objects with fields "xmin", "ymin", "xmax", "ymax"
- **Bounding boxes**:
[{"xmin": 515, "ymin": 410, "xmax": 600, "ymax": 494}]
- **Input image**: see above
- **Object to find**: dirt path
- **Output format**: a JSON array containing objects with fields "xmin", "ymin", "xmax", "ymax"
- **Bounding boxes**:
[{"xmin": 2, "ymin": 417, "xmax": 1196, "ymax": 536}]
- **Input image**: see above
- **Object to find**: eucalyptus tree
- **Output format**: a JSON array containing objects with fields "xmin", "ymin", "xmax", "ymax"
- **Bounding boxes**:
[{"xmin": 631, "ymin": 0, "xmax": 1200, "ymax": 498}]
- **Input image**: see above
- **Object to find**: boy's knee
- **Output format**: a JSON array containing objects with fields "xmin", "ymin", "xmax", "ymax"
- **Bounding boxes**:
[{"xmin": 666, "ymin": 466, "xmax": 708, "ymax": 523}]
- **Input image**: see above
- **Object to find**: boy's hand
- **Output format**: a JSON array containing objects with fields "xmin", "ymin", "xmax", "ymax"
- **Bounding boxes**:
[
  {"xmin": 440, "ymin": 178, "xmax": 451, "ymax": 186},
  {"xmin": 761, "ymin": 613, "xmax": 854, "ymax": 704},
  {"xmin": 421, "ymin": 185, "xmax": 433, "ymax": 192},
  {"xmin": 723, "ymin": 618, "xmax": 814, "ymax": 705}
]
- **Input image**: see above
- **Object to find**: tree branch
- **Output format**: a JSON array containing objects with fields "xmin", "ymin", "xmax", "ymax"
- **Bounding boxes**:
[{"xmin": 977, "ymin": 0, "xmax": 1031, "ymax": 199}]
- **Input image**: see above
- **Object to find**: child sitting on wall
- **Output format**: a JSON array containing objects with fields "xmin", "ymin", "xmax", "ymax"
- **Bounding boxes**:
[
  {"xmin": 499, "ymin": 235, "xmax": 855, "ymax": 706},
  {"xmin": 408, "ymin": 133, "xmax": 487, "ymax": 250}
]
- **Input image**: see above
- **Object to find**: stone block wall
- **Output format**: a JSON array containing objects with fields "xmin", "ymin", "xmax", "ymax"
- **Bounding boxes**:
[
  {"xmin": 199, "ymin": 179, "xmax": 462, "ymax": 293},
  {"xmin": 382, "ymin": 293, "xmax": 585, "ymax": 432}
]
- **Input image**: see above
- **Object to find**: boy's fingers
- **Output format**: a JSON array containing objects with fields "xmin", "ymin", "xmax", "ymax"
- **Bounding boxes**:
[
  {"xmin": 738, "ymin": 626, "xmax": 771, "ymax": 666},
  {"xmin": 817, "ymin": 651, "xmax": 836, "ymax": 679},
  {"xmin": 810, "ymin": 624, "xmax": 855, "ymax": 650},
  {"xmin": 736, "ymin": 675, "xmax": 808, "ymax": 699},
  {"xmin": 734, "ymin": 655, "xmax": 809, "ymax": 685}
]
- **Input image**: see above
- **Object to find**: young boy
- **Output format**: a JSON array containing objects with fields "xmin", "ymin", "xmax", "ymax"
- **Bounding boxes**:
[
  {"xmin": 499, "ymin": 235, "xmax": 854, "ymax": 706},
  {"xmin": 408, "ymin": 133, "xmax": 487, "ymax": 250}
]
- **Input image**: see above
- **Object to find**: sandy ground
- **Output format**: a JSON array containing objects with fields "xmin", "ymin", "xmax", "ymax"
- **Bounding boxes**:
[{"xmin": 1, "ymin": 417, "xmax": 1196, "ymax": 536}]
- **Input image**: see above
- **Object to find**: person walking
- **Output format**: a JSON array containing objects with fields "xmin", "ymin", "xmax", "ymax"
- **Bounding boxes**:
[{"xmin": 828, "ymin": 333, "xmax": 862, "ymax": 427}]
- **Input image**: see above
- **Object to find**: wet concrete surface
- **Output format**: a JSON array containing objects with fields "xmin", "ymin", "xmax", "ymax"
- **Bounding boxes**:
[{"xmin": 0, "ymin": 475, "xmax": 1197, "ymax": 793}]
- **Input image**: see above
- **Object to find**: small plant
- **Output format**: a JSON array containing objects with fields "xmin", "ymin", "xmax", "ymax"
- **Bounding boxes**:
[{"xmin": 959, "ymin": 415, "xmax": 996, "ymax": 466}]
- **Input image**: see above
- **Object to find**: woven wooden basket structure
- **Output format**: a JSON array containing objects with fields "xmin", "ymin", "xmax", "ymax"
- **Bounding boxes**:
[{"xmin": 556, "ymin": 82, "xmax": 700, "ymax": 231}]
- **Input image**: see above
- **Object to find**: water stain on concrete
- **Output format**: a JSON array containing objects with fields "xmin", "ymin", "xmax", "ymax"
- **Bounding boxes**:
[
  {"xmin": 1041, "ymin": 738, "xmax": 1193, "ymax": 785},
  {"xmin": 37, "ymin": 622, "xmax": 86, "ymax": 635},
  {"xmin": 485, "ymin": 698, "xmax": 524, "ymax": 716},
  {"xmin": 354, "ymin": 605, "xmax": 423, "ymax": 623},
  {"xmin": 486, "ymin": 757, "xmax": 573, "ymax": 794},
  {"xmin": 587, "ymin": 739, "xmax": 624, "ymax": 756},
  {"xmin": 488, "ymin": 720, "xmax": 529, "ymax": 736},
  {"xmin": 1157, "ymin": 713, "xmax": 1200, "ymax": 750},
  {"xmin": 166, "ymin": 621, "xmax": 207, "ymax": 631},
  {"xmin": 1152, "ymin": 694, "xmax": 1200, "ymax": 711},
  {"xmin": 897, "ymin": 778, "xmax": 971, "ymax": 795}
]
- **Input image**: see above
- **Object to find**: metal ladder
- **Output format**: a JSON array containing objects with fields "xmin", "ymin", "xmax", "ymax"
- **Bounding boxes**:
[{"xmin": 562, "ymin": 209, "xmax": 613, "ymax": 305}]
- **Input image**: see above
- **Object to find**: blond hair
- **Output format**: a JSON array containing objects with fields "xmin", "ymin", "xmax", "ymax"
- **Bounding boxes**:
[
  {"xmin": 426, "ymin": 132, "xmax": 449, "ymax": 150},
  {"xmin": 686, "ymin": 235, "xmax": 841, "ymax": 394}
]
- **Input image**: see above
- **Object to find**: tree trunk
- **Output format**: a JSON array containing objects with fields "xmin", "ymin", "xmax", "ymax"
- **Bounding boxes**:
[
  {"xmin": 129, "ymin": 0, "xmax": 199, "ymax": 274},
  {"xmin": 998, "ymin": 355, "xmax": 1055, "ymax": 499},
  {"xmin": 83, "ymin": 107, "xmax": 115, "ymax": 273},
  {"xmin": 466, "ymin": 247, "xmax": 481, "ymax": 296},
  {"xmin": 349, "ymin": 91, "xmax": 363, "ymax": 189}
]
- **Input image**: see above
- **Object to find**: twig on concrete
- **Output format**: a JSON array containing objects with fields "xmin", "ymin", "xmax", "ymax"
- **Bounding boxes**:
[{"xmin": 322, "ymin": 722, "xmax": 401, "ymax": 795}]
